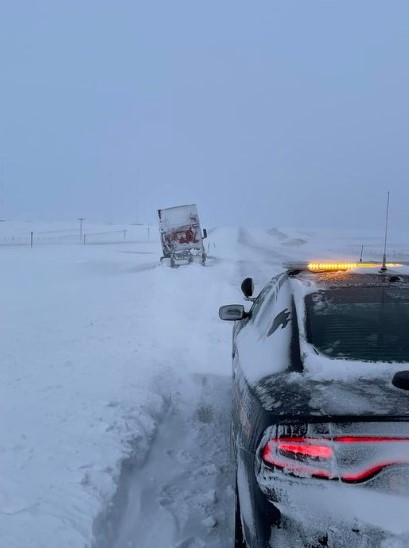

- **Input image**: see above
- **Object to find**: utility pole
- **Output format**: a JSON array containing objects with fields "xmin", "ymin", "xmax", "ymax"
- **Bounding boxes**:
[
  {"xmin": 380, "ymin": 191, "xmax": 390, "ymax": 272},
  {"xmin": 78, "ymin": 217, "xmax": 85, "ymax": 242}
]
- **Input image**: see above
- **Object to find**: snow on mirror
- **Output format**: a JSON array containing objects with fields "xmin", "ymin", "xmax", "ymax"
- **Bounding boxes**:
[{"xmin": 219, "ymin": 304, "xmax": 246, "ymax": 321}]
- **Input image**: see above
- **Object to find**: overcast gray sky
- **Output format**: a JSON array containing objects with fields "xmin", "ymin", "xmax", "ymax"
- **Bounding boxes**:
[{"xmin": 1, "ymin": 0, "xmax": 408, "ymax": 229}]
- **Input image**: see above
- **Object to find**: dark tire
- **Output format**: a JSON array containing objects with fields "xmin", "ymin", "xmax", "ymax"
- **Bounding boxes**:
[
  {"xmin": 201, "ymin": 252, "xmax": 207, "ymax": 266},
  {"xmin": 235, "ymin": 480, "xmax": 246, "ymax": 548},
  {"xmin": 170, "ymin": 256, "xmax": 176, "ymax": 268}
]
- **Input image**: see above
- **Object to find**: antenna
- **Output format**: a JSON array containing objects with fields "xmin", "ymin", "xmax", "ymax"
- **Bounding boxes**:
[
  {"xmin": 359, "ymin": 244, "xmax": 364, "ymax": 263},
  {"xmin": 380, "ymin": 190, "xmax": 390, "ymax": 272}
]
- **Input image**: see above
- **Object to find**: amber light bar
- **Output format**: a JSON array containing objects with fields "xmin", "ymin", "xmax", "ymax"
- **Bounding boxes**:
[
  {"xmin": 283, "ymin": 261, "xmax": 403, "ymax": 272},
  {"xmin": 308, "ymin": 262, "xmax": 359, "ymax": 271}
]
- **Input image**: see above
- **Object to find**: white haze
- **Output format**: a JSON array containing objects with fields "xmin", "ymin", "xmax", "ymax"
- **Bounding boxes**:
[{"xmin": 1, "ymin": 0, "xmax": 409, "ymax": 230}]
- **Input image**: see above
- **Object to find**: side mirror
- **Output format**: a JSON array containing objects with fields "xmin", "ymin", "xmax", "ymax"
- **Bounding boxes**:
[
  {"xmin": 241, "ymin": 277, "xmax": 254, "ymax": 299},
  {"xmin": 202, "ymin": 228, "xmax": 208, "ymax": 239},
  {"xmin": 219, "ymin": 304, "xmax": 246, "ymax": 321}
]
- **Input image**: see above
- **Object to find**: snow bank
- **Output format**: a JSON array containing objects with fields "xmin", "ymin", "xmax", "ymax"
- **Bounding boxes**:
[{"xmin": 1, "ymin": 239, "xmax": 169, "ymax": 547}]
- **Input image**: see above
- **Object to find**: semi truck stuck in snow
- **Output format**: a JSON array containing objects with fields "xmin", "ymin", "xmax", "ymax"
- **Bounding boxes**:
[{"xmin": 157, "ymin": 204, "xmax": 207, "ymax": 267}]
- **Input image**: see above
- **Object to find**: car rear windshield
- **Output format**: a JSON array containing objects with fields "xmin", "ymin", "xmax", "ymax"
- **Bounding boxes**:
[{"xmin": 305, "ymin": 286, "xmax": 409, "ymax": 362}]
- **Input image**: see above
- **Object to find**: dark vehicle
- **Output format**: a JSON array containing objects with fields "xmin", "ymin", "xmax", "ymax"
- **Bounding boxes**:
[{"xmin": 220, "ymin": 261, "xmax": 409, "ymax": 547}]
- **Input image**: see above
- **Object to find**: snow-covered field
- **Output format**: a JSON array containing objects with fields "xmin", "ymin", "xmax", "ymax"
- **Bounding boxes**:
[{"xmin": 2, "ymin": 220, "xmax": 408, "ymax": 548}]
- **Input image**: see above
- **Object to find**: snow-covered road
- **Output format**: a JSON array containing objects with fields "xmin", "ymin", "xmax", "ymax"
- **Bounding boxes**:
[
  {"xmin": 95, "ymin": 373, "xmax": 233, "ymax": 548},
  {"xmin": 2, "ymin": 222, "xmax": 405, "ymax": 548}
]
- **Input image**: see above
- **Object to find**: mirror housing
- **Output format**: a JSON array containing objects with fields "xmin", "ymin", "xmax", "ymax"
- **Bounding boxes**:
[
  {"xmin": 241, "ymin": 277, "xmax": 254, "ymax": 299},
  {"xmin": 219, "ymin": 304, "xmax": 246, "ymax": 321},
  {"xmin": 202, "ymin": 228, "xmax": 208, "ymax": 239}
]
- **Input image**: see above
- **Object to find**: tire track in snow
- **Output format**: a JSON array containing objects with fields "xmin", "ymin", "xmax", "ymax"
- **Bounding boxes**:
[
  {"xmin": 93, "ymin": 374, "xmax": 234, "ymax": 548},
  {"xmin": 237, "ymin": 228, "xmax": 292, "ymax": 265}
]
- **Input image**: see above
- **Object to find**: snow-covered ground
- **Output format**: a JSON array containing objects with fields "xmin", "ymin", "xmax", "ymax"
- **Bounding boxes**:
[{"xmin": 2, "ymin": 221, "xmax": 408, "ymax": 548}]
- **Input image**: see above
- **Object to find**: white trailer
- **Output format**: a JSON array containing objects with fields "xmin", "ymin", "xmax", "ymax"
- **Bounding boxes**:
[{"xmin": 157, "ymin": 204, "xmax": 207, "ymax": 267}]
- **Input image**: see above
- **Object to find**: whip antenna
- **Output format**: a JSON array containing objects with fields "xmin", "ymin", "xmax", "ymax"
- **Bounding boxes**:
[{"xmin": 380, "ymin": 190, "xmax": 390, "ymax": 272}]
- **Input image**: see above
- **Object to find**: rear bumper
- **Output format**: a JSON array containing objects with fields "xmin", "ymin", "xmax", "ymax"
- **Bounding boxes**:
[{"xmin": 257, "ymin": 465, "xmax": 409, "ymax": 546}]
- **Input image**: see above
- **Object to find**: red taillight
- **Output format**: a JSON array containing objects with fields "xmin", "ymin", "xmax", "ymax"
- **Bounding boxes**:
[
  {"xmin": 278, "ymin": 441, "xmax": 333, "ymax": 460},
  {"xmin": 262, "ymin": 436, "xmax": 409, "ymax": 482},
  {"xmin": 341, "ymin": 461, "xmax": 402, "ymax": 482},
  {"xmin": 262, "ymin": 437, "xmax": 336, "ymax": 479},
  {"xmin": 334, "ymin": 436, "xmax": 409, "ymax": 443}
]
